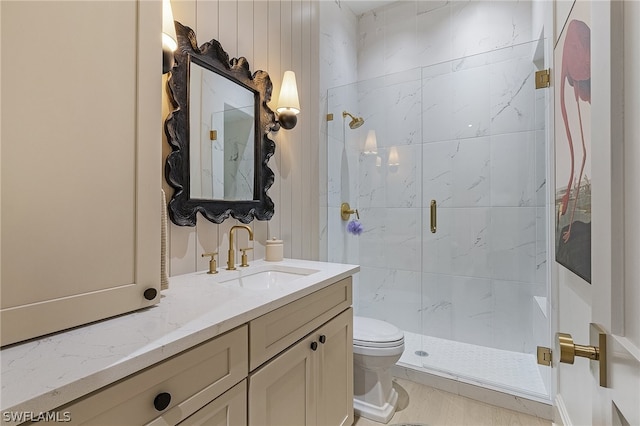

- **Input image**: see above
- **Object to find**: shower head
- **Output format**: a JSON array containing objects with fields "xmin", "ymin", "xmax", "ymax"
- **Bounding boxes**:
[{"xmin": 342, "ymin": 111, "xmax": 365, "ymax": 129}]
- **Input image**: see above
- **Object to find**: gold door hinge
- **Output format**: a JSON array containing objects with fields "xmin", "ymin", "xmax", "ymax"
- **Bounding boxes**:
[
  {"xmin": 537, "ymin": 346, "xmax": 552, "ymax": 366},
  {"xmin": 327, "ymin": 113, "xmax": 334, "ymax": 121},
  {"xmin": 535, "ymin": 69, "xmax": 550, "ymax": 89},
  {"xmin": 209, "ymin": 130, "xmax": 218, "ymax": 141}
]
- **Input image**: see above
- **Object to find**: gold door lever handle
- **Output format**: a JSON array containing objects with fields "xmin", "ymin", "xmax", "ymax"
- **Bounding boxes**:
[
  {"xmin": 555, "ymin": 324, "xmax": 607, "ymax": 387},
  {"xmin": 557, "ymin": 332, "xmax": 599, "ymax": 363}
]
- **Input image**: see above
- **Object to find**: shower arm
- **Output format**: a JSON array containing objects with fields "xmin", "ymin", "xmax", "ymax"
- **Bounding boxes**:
[{"xmin": 342, "ymin": 111, "xmax": 357, "ymax": 121}]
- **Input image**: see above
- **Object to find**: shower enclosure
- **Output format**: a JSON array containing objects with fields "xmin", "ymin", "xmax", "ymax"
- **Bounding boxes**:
[{"xmin": 325, "ymin": 40, "xmax": 551, "ymax": 401}]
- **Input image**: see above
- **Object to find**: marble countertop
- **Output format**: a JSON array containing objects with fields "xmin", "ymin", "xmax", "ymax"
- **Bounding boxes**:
[{"xmin": 0, "ymin": 259, "xmax": 358, "ymax": 415}]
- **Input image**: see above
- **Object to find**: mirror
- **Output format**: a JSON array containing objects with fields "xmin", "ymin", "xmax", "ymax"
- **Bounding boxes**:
[
  {"xmin": 189, "ymin": 62, "xmax": 255, "ymax": 201},
  {"xmin": 165, "ymin": 21, "xmax": 276, "ymax": 226}
]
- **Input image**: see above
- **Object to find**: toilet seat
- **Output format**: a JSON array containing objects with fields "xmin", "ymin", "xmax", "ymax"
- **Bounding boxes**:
[
  {"xmin": 353, "ymin": 316, "xmax": 404, "ymax": 348},
  {"xmin": 353, "ymin": 341, "xmax": 405, "ymax": 357},
  {"xmin": 354, "ymin": 337, "xmax": 404, "ymax": 348}
]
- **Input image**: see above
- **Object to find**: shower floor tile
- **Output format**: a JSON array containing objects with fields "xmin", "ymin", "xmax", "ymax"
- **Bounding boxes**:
[{"xmin": 399, "ymin": 331, "xmax": 548, "ymax": 398}]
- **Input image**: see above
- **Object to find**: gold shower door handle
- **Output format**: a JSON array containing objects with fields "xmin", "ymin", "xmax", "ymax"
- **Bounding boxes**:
[{"xmin": 430, "ymin": 200, "xmax": 436, "ymax": 233}]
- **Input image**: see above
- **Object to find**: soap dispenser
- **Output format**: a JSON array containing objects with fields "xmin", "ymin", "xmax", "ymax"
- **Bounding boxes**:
[{"xmin": 265, "ymin": 238, "xmax": 283, "ymax": 261}]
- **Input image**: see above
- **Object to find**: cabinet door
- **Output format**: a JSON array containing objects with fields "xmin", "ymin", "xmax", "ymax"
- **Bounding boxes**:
[
  {"xmin": 317, "ymin": 308, "xmax": 353, "ymax": 426},
  {"xmin": 249, "ymin": 277, "xmax": 352, "ymax": 371},
  {"xmin": 0, "ymin": 0, "xmax": 161, "ymax": 346},
  {"xmin": 248, "ymin": 334, "xmax": 317, "ymax": 426},
  {"xmin": 176, "ymin": 380, "xmax": 247, "ymax": 426}
]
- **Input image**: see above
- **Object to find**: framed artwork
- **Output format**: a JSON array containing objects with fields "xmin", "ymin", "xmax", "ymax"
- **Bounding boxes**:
[{"xmin": 554, "ymin": 0, "xmax": 592, "ymax": 283}]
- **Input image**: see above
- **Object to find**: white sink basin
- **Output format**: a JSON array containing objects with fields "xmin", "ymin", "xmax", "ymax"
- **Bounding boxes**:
[{"xmin": 217, "ymin": 265, "xmax": 319, "ymax": 291}]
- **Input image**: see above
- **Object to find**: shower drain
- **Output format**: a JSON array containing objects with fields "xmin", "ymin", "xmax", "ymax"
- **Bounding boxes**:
[{"xmin": 414, "ymin": 350, "xmax": 429, "ymax": 357}]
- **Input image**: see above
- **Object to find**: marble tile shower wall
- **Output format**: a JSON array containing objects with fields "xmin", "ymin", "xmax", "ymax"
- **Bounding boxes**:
[
  {"xmin": 329, "ymin": 1, "xmax": 547, "ymax": 354},
  {"xmin": 319, "ymin": 0, "xmax": 358, "ymax": 271},
  {"xmin": 326, "ymin": 82, "xmax": 365, "ymax": 309}
]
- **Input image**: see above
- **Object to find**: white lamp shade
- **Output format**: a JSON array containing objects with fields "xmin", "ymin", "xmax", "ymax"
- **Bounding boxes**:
[
  {"xmin": 364, "ymin": 130, "xmax": 378, "ymax": 154},
  {"xmin": 388, "ymin": 146, "xmax": 400, "ymax": 166},
  {"xmin": 162, "ymin": 0, "xmax": 177, "ymax": 52},
  {"xmin": 277, "ymin": 71, "xmax": 300, "ymax": 114}
]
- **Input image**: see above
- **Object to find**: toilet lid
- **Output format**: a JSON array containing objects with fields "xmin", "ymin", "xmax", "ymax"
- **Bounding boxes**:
[{"xmin": 353, "ymin": 316, "xmax": 404, "ymax": 348}]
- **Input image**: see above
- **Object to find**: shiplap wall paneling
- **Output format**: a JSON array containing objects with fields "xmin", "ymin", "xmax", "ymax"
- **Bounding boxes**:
[
  {"xmin": 248, "ymin": 1, "xmax": 270, "ymax": 262},
  {"xmin": 300, "ymin": 0, "xmax": 312, "ymax": 260},
  {"xmin": 279, "ymin": 0, "xmax": 294, "ymax": 259},
  {"xmin": 290, "ymin": 0, "xmax": 303, "ymax": 259},
  {"xmin": 165, "ymin": 0, "xmax": 197, "ymax": 277},
  {"xmin": 311, "ymin": 0, "xmax": 321, "ymax": 260},
  {"xmin": 165, "ymin": 0, "xmax": 320, "ymax": 276},
  {"xmin": 266, "ymin": 0, "xmax": 283, "ymax": 248},
  {"xmin": 197, "ymin": 0, "xmax": 234, "ymax": 274},
  {"xmin": 303, "ymin": 0, "xmax": 320, "ymax": 260}
]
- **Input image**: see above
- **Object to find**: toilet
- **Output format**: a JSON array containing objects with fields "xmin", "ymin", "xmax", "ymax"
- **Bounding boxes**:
[{"xmin": 352, "ymin": 316, "xmax": 405, "ymax": 423}]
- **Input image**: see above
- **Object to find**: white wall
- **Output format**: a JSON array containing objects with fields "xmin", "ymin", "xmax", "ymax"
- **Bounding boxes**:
[
  {"xmin": 554, "ymin": 1, "xmax": 640, "ymax": 425},
  {"xmin": 163, "ymin": 0, "xmax": 320, "ymax": 275},
  {"xmin": 357, "ymin": 1, "xmax": 534, "ymax": 81},
  {"xmin": 550, "ymin": 1, "xmax": 593, "ymax": 424},
  {"xmin": 318, "ymin": 1, "xmax": 360, "ymax": 315},
  {"xmin": 318, "ymin": 0, "xmax": 359, "ymax": 264}
]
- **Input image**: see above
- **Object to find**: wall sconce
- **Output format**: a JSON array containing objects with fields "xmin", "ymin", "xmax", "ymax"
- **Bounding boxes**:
[
  {"xmin": 162, "ymin": 0, "xmax": 177, "ymax": 74},
  {"xmin": 363, "ymin": 130, "xmax": 378, "ymax": 155},
  {"xmin": 388, "ymin": 146, "xmax": 400, "ymax": 172},
  {"xmin": 274, "ymin": 71, "xmax": 300, "ymax": 130}
]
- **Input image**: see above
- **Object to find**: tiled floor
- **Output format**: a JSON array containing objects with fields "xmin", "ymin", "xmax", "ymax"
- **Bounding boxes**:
[
  {"xmin": 400, "ymin": 332, "xmax": 548, "ymax": 399},
  {"xmin": 353, "ymin": 378, "xmax": 552, "ymax": 426}
]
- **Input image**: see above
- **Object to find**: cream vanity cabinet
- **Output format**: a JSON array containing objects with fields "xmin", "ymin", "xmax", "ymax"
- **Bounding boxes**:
[
  {"xmin": 16, "ymin": 277, "xmax": 353, "ymax": 426},
  {"xmin": 0, "ymin": 1, "xmax": 161, "ymax": 346},
  {"xmin": 248, "ymin": 277, "xmax": 354, "ymax": 426}
]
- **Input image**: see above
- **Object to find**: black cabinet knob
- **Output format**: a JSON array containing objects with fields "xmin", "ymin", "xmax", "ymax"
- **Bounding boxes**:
[
  {"xmin": 319, "ymin": 335, "xmax": 326, "ymax": 344},
  {"xmin": 310, "ymin": 341, "xmax": 318, "ymax": 351},
  {"xmin": 144, "ymin": 288, "xmax": 158, "ymax": 301},
  {"xmin": 153, "ymin": 392, "xmax": 171, "ymax": 411}
]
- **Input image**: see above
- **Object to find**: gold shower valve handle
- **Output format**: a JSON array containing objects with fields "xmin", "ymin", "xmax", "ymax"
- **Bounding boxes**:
[
  {"xmin": 340, "ymin": 202, "xmax": 359, "ymax": 221},
  {"xmin": 556, "ymin": 332, "xmax": 599, "ymax": 364}
]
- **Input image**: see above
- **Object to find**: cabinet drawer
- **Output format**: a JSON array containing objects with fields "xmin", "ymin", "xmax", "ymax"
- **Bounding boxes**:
[
  {"xmin": 56, "ymin": 325, "xmax": 248, "ymax": 425},
  {"xmin": 176, "ymin": 379, "xmax": 247, "ymax": 426},
  {"xmin": 249, "ymin": 277, "xmax": 351, "ymax": 371}
]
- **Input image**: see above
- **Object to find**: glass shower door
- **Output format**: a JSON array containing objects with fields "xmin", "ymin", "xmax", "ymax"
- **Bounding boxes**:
[
  {"xmin": 324, "ymin": 38, "xmax": 551, "ymax": 401},
  {"xmin": 419, "ymin": 41, "xmax": 550, "ymax": 399},
  {"xmin": 326, "ymin": 69, "xmax": 425, "ymax": 346}
]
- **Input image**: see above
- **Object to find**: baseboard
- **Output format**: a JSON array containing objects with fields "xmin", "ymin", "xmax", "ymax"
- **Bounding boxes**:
[
  {"xmin": 391, "ymin": 363, "xmax": 553, "ymax": 420},
  {"xmin": 554, "ymin": 394, "xmax": 571, "ymax": 426}
]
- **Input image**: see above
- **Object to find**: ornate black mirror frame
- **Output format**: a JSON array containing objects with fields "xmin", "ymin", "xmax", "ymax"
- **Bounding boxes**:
[{"xmin": 165, "ymin": 21, "xmax": 276, "ymax": 226}]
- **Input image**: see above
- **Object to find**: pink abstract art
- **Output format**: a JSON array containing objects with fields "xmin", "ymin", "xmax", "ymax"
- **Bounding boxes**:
[{"xmin": 555, "ymin": 1, "xmax": 592, "ymax": 283}]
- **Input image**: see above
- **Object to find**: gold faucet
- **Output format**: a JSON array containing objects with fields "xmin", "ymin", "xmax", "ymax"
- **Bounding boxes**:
[{"xmin": 227, "ymin": 225, "xmax": 254, "ymax": 270}]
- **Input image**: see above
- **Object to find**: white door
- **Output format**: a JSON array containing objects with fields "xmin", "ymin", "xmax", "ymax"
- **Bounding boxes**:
[{"xmin": 554, "ymin": 1, "xmax": 640, "ymax": 425}]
